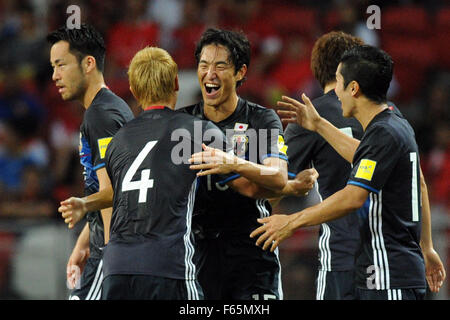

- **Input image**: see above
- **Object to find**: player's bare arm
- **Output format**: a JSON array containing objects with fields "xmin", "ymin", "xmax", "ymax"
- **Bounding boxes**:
[
  {"xmin": 66, "ymin": 223, "xmax": 90, "ymax": 288},
  {"xmin": 96, "ymin": 167, "xmax": 113, "ymax": 243},
  {"xmin": 250, "ymin": 184, "xmax": 368, "ymax": 252},
  {"xmin": 226, "ymin": 168, "xmax": 318, "ymax": 199},
  {"xmin": 277, "ymin": 94, "xmax": 360, "ymax": 163},
  {"xmin": 59, "ymin": 185, "xmax": 113, "ymax": 229},
  {"xmin": 189, "ymin": 143, "xmax": 288, "ymax": 191},
  {"xmin": 419, "ymin": 168, "xmax": 446, "ymax": 292}
]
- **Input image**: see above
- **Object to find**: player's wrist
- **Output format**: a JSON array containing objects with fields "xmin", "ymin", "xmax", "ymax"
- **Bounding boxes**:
[
  {"xmin": 233, "ymin": 156, "xmax": 246, "ymax": 173},
  {"xmin": 420, "ymin": 240, "xmax": 434, "ymax": 252},
  {"xmin": 314, "ymin": 116, "xmax": 327, "ymax": 133}
]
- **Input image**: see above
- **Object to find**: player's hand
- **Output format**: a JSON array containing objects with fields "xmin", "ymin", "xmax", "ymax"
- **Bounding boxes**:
[
  {"xmin": 189, "ymin": 143, "xmax": 239, "ymax": 176},
  {"xmin": 288, "ymin": 168, "xmax": 319, "ymax": 196},
  {"xmin": 66, "ymin": 246, "xmax": 89, "ymax": 289},
  {"xmin": 423, "ymin": 247, "xmax": 446, "ymax": 293},
  {"xmin": 276, "ymin": 94, "xmax": 322, "ymax": 131},
  {"xmin": 250, "ymin": 214, "xmax": 295, "ymax": 252},
  {"xmin": 58, "ymin": 197, "xmax": 87, "ymax": 229}
]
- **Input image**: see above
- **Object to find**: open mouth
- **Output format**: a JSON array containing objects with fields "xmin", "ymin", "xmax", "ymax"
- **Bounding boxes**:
[{"xmin": 205, "ymin": 83, "xmax": 220, "ymax": 95}]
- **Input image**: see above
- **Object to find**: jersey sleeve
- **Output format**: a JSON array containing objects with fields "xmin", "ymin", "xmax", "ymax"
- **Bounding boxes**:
[
  {"xmin": 256, "ymin": 108, "xmax": 288, "ymax": 163},
  {"xmin": 84, "ymin": 107, "xmax": 122, "ymax": 171},
  {"xmin": 348, "ymin": 125, "xmax": 400, "ymax": 193},
  {"xmin": 104, "ymin": 136, "xmax": 117, "ymax": 181},
  {"xmin": 284, "ymin": 123, "xmax": 318, "ymax": 177}
]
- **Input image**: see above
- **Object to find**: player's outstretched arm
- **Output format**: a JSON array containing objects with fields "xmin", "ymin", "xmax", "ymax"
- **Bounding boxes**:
[
  {"xmin": 250, "ymin": 184, "xmax": 368, "ymax": 252},
  {"xmin": 419, "ymin": 169, "xmax": 446, "ymax": 292},
  {"xmin": 59, "ymin": 186, "xmax": 114, "ymax": 229},
  {"xmin": 277, "ymin": 94, "xmax": 359, "ymax": 163},
  {"xmin": 227, "ymin": 168, "xmax": 318, "ymax": 199}
]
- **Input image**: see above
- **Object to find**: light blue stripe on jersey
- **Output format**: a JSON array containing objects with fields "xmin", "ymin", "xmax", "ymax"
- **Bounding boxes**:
[
  {"xmin": 93, "ymin": 163, "xmax": 106, "ymax": 171},
  {"xmin": 217, "ymin": 173, "xmax": 241, "ymax": 186},
  {"xmin": 261, "ymin": 153, "xmax": 288, "ymax": 162}
]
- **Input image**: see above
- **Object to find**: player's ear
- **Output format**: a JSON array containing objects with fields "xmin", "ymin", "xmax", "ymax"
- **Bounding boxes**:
[
  {"xmin": 129, "ymin": 86, "xmax": 137, "ymax": 101},
  {"xmin": 236, "ymin": 64, "xmax": 247, "ymax": 83},
  {"xmin": 351, "ymin": 81, "xmax": 360, "ymax": 97},
  {"xmin": 174, "ymin": 75, "xmax": 179, "ymax": 92},
  {"xmin": 83, "ymin": 55, "xmax": 97, "ymax": 74}
]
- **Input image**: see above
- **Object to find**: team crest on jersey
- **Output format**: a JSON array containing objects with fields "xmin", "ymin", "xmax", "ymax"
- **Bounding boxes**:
[
  {"xmin": 232, "ymin": 133, "xmax": 248, "ymax": 158},
  {"xmin": 98, "ymin": 137, "xmax": 113, "ymax": 159},
  {"xmin": 355, "ymin": 159, "xmax": 377, "ymax": 181}
]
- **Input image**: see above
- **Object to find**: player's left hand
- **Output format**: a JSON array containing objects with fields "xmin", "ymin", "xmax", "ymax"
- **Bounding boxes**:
[
  {"xmin": 250, "ymin": 214, "xmax": 294, "ymax": 252},
  {"xmin": 58, "ymin": 197, "xmax": 87, "ymax": 229},
  {"xmin": 189, "ymin": 143, "xmax": 239, "ymax": 176},
  {"xmin": 423, "ymin": 247, "xmax": 446, "ymax": 293}
]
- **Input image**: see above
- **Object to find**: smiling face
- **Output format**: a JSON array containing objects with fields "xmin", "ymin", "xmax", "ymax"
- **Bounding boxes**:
[
  {"xmin": 197, "ymin": 44, "xmax": 246, "ymax": 109},
  {"xmin": 335, "ymin": 62, "xmax": 356, "ymax": 118},
  {"xmin": 50, "ymin": 40, "xmax": 87, "ymax": 101}
]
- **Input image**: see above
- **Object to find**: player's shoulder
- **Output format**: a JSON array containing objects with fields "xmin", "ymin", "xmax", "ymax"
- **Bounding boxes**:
[
  {"xmin": 243, "ymin": 99, "xmax": 274, "ymax": 115},
  {"xmin": 366, "ymin": 110, "xmax": 410, "ymax": 144},
  {"xmin": 85, "ymin": 89, "xmax": 132, "ymax": 120},
  {"xmin": 310, "ymin": 91, "xmax": 342, "ymax": 118},
  {"xmin": 240, "ymin": 98, "xmax": 280, "ymax": 127},
  {"xmin": 171, "ymin": 108, "xmax": 217, "ymax": 134},
  {"xmin": 177, "ymin": 102, "xmax": 203, "ymax": 118}
]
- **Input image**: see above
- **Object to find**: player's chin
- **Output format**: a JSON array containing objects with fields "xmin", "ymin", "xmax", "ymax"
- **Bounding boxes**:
[{"xmin": 60, "ymin": 92, "xmax": 73, "ymax": 101}]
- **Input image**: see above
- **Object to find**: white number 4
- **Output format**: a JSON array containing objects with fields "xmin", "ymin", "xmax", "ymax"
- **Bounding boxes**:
[{"xmin": 122, "ymin": 141, "xmax": 157, "ymax": 203}]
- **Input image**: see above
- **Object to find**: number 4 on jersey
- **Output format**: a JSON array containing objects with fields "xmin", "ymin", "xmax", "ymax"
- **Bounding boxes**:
[{"xmin": 122, "ymin": 140, "xmax": 157, "ymax": 203}]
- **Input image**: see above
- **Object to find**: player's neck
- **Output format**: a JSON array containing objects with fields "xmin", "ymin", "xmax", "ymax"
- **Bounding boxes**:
[
  {"xmin": 323, "ymin": 81, "xmax": 336, "ymax": 94},
  {"xmin": 203, "ymin": 93, "xmax": 239, "ymax": 122},
  {"xmin": 144, "ymin": 98, "xmax": 176, "ymax": 111},
  {"xmin": 357, "ymin": 98, "xmax": 388, "ymax": 130},
  {"xmin": 82, "ymin": 74, "xmax": 106, "ymax": 109}
]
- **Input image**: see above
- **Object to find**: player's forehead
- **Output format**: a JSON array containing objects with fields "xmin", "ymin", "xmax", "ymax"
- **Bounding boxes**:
[
  {"xmin": 50, "ymin": 40, "xmax": 75, "ymax": 63},
  {"xmin": 199, "ymin": 44, "xmax": 232, "ymax": 65}
]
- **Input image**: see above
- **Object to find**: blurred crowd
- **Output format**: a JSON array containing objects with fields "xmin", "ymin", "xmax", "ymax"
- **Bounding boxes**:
[{"xmin": 0, "ymin": 0, "xmax": 448, "ymax": 299}]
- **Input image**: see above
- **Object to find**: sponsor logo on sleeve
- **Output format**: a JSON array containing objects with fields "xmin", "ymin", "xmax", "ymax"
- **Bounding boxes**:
[
  {"xmin": 355, "ymin": 159, "xmax": 377, "ymax": 181},
  {"xmin": 97, "ymin": 137, "xmax": 113, "ymax": 159},
  {"xmin": 278, "ymin": 135, "xmax": 287, "ymax": 156}
]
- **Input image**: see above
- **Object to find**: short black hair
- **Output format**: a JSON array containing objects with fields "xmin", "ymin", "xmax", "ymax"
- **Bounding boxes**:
[
  {"xmin": 47, "ymin": 23, "xmax": 106, "ymax": 72},
  {"xmin": 194, "ymin": 28, "xmax": 251, "ymax": 88},
  {"xmin": 340, "ymin": 45, "xmax": 393, "ymax": 104}
]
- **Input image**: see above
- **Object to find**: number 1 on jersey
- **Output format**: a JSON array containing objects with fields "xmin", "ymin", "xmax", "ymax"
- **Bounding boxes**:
[
  {"xmin": 122, "ymin": 140, "xmax": 157, "ymax": 203},
  {"xmin": 410, "ymin": 152, "xmax": 419, "ymax": 222}
]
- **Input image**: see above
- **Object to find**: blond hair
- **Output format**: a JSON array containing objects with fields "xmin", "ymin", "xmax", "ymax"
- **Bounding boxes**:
[{"xmin": 128, "ymin": 47, "xmax": 178, "ymax": 106}]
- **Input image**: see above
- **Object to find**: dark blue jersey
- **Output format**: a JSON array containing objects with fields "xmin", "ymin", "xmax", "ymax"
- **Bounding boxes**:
[
  {"xmin": 79, "ymin": 88, "xmax": 133, "ymax": 258},
  {"xmin": 285, "ymin": 90, "xmax": 363, "ymax": 271},
  {"xmin": 180, "ymin": 98, "xmax": 288, "ymax": 236},
  {"xmin": 349, "ymin": 108, "xmax": 426, "ymax": 289},
  {"xmin": 103, "ymin": 107, "xmax": 227, "ymax": 281}
]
